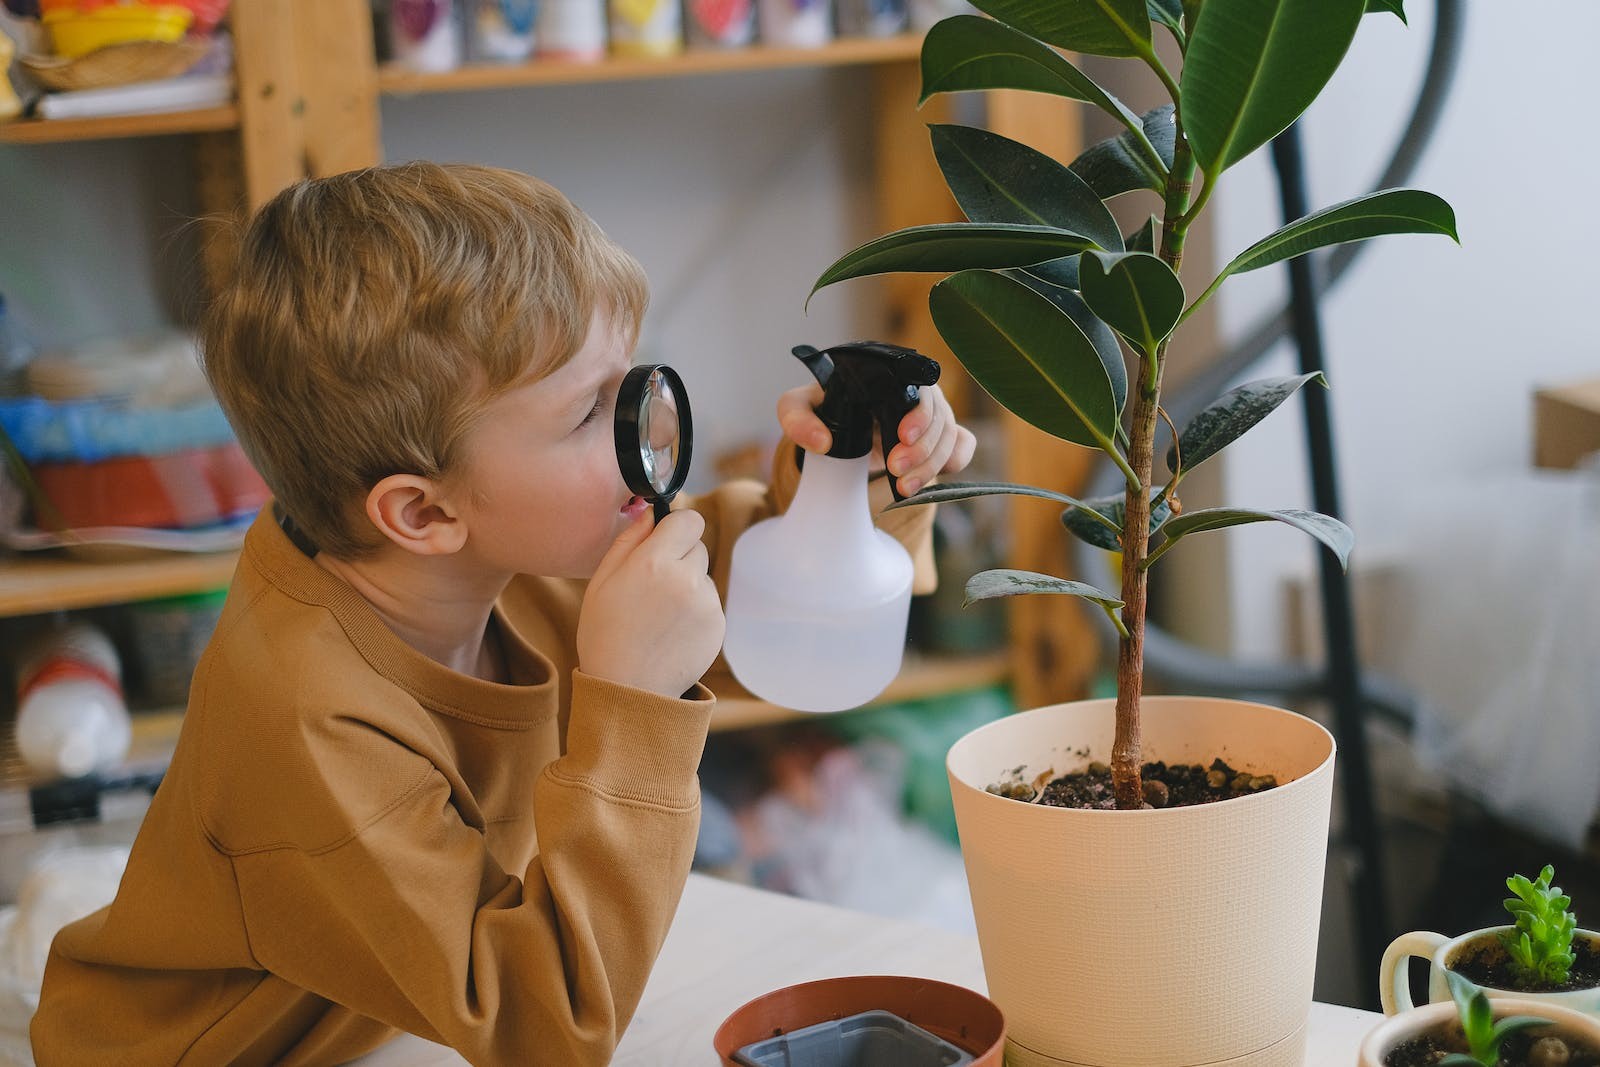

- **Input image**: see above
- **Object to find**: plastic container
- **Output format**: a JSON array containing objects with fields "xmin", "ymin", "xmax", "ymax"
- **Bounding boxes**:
[
  {"xmin": 467, "ymin": 0, "xmax": 536, "ymax": 61},
  {"xmin": 537, "ymin": 0, "xmax": 606, "ymax": 60},
  {"xmin": 14, "ymin": 623, "xmax": 132, "ymax": 781},
  {"xmin": 128, "ymin": 590, "xmax": 226, "ymax": 706},
  {"xmin": 723, "ymin": 342, "xmax": 939, "ymax": 713},
  {"xmin": 836, "ymin": 0, "xmax": 906, "ymax": 38},
  {"xmin": 31, "ymin": 443, "xmax": 269, "ymax": 530},
  {"xmin": 757, "ymin": 0, "xmax": 831, "ymax": 47},
  {"xmin": 714, "ymin": 976, "xmax": 1005, "ymax": 1066},
  {"xmin": 43, "ymin": 5, "xmax": 193, "ymax": 60},
  {"xmin": 608, "ymin": 0, "xmax": 682, "ymax": 57},
  {"xmin": 734, "ymin": 1009, "xmax": 973, "ymax": 1067},
  {"xmin": 389, "ymin": 0, "xmax": 462, "ymax": 72},
  {"xmin": 685, "ymin": 0, "xmax": 755, "ymax": 49}
]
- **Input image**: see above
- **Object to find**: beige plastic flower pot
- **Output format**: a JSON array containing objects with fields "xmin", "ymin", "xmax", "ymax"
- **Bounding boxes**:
[
  {"xmin": 1357, "ymin": 997, "xmax": 1600, "ymax": 1066},
  {"xmin": 947, "ymin": 696, "xmax": 1336, "ymax": 1067}
]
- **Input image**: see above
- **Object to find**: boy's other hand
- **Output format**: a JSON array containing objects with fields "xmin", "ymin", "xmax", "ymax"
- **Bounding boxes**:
[
  {"xmin": 777, "ymin": 382, "xmax": 976, "ymax": 496},
  {"xmin": 578, "ymin": 509, "xmax": 724, "ymax": 699}
]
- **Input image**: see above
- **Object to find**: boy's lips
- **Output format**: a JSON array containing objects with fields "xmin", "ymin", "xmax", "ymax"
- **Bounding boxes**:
[{"xmin": 621, "ymin": 495, "xmax": 650, "ymax": 519}]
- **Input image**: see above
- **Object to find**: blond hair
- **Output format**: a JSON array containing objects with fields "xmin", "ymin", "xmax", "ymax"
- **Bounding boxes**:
[{"xmin": 201, "ymin": 162, "xmax": 649, "ymax": 559}]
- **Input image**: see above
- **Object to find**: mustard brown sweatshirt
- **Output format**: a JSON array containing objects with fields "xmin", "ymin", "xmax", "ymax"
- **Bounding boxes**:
[{"xmin": 31, "ymin": 454, "xmax": 934, "ymax": 1066}]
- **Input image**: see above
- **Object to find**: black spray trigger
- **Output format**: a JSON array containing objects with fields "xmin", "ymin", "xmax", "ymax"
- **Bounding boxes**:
[{"xmin": 788, "ymin": 341, "xmax": 940, "ymax": 501}]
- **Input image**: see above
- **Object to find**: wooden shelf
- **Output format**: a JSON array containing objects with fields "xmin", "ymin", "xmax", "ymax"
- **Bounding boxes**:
[
  {"xmin": 379, "ymin": 34, "xmax": 922, "ymax": 95},
  {"xmin": 0, "ymin": 551, "xmax": 239, "ymax": 618},
  {"xmin": 0, "ymin": 105, "xmax": 240, "ymax": 145},
  {"xmin": 709, "ymin": 650, "xmax": 1010, "ymax": 733}
]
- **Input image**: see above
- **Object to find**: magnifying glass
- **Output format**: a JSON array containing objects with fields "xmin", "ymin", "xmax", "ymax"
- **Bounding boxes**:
[{"xmin": 614, "ymin": 364, "xmax": 693, "ymax": 523}]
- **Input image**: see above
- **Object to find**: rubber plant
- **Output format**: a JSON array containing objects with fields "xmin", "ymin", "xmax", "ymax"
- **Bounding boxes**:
[{"xmin": 811, "ymin": 0, "xmax": 1458, "ymax": 808}]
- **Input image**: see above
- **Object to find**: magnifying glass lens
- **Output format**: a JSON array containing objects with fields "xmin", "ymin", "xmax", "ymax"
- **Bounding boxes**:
[
  {"xmin": 639, "ymin": 372, "xmax": 680, "ymax": 493},
  {"xmin": 616, "ymin": 364, "xmax": 693, "ymax": 519}
]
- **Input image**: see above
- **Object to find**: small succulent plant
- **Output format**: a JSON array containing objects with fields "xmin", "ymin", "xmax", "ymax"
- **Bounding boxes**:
[
  {"xmin": 1440, "ymin": 971, "xmax": 1548, "ymax": 1067},
  {"xmin": 1502, "ymin": 865, "xmax": 1578, "ymax": 989}
]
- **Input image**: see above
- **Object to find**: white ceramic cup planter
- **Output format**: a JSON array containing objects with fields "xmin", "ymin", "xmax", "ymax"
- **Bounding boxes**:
[
  {"xmin": 1381, "ymin": 927, "xmax": 1600, "ymax": 1016},
  {"xmin": 947, "ymin": 697, "xmax": 1336, "ymax": 1067},
  {"xmin": 1358, "ymin": 997, "xmax": 1600, "ymax": 1066}
]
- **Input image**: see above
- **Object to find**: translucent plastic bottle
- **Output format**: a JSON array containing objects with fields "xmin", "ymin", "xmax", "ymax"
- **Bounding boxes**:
[
  {"xmin": 14, "ymin": 623, "xmax": 131, "ymax": 780},
  {"xmin": 723, "ymin": 342, "xmax": 941, "ymax": 712}
]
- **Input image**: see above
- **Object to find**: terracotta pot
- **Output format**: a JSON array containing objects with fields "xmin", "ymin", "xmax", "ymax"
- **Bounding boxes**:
[
  {"xmin": 1358, "ymin": 997, "xmax": 1600, "ymax": 1065},
  {"xmin": 947, "ymin": 696, "xmax": 1336, "ymax": 1067},
  {"xmin": 712, "ymin": 974, "xmax": 1005, "ymax": 1065},
  {"xmin": 1382, "ymin": 927, "xmax": 1600, "ymax": 1016}
]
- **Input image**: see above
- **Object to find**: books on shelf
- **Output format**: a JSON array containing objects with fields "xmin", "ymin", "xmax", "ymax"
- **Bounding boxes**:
[{"xmin": 36, "ymin": 75, "xmax": 231, "ymax": 121}]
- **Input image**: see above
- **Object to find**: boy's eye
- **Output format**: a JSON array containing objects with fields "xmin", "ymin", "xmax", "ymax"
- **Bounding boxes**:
[{"xmin": 576, "ymin": 394, "xmax": 608, "ymax": 429}]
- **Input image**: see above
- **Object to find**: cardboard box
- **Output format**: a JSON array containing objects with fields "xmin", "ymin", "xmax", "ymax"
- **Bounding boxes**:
[{"xmin": 1534, "ymin": 377, "xmax": 1600, "ymax": 470}]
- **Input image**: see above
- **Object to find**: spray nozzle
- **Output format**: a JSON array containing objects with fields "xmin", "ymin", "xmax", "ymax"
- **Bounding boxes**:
[{"xmin": 792, "ymin": 341, "xmax": 941, "ymax": 501}]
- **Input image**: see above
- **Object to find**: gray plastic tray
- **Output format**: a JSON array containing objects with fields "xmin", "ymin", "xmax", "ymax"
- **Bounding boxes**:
[{"xmin": 731, "ymin": 1008, "xmax": 974, "ymax": 1067}]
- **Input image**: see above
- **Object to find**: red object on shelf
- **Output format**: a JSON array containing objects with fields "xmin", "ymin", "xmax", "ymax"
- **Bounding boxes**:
[{"xmin": 31, "ymin": 443, "xmax": 269, "ymax": 530}]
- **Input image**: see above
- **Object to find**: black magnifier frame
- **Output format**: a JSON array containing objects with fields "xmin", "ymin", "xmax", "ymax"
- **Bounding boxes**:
[{"xmin": 614, "ymin": 363, "xmax": 693, "ymax": 523}]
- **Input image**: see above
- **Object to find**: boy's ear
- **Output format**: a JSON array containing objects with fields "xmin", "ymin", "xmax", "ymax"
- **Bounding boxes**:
[{"xmin": 365, "ymin": 475, "xmax": 468, "ymax": 556}]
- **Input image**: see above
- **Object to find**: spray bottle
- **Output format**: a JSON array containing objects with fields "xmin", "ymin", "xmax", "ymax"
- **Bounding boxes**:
[{"xmin": 723, "ymin": 341, "xmax": 940, "ymax": 712}]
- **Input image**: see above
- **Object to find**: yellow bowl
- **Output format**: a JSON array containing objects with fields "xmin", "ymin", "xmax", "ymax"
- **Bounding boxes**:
[{"xmin": 43, "ymin": 6, "xmax": 195, "ymax": 60}]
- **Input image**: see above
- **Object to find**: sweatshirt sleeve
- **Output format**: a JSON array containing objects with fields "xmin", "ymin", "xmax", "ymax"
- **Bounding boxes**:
[{"xmin": 224, "ymin": 672, "xmax": 713, "ymax": 1067}]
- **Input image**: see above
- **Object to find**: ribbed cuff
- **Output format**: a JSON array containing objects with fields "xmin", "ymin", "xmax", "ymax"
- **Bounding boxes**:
[{"xmin": 555, "ymin": 670, "xmax": 715, "ymax": 808}]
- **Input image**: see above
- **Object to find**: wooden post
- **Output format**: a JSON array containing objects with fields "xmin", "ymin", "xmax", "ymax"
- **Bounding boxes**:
[
  {"xmin": 195, "ymin": 0, "xmax": 384, "ymax": 294},
  {"xmin": 869, "ymin": 59, "xmax": 966, "ymax": 414}
]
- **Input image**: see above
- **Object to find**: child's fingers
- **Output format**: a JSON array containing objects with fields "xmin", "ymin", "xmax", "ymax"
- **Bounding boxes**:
[
  {"xmin": 897, "ymin": 426, "xmax": 959, "ymax": 496},
  {"xmin": 778, "ymin": 384, "xmax": 831, "ymax": 453},
  {"xmin": 889, "ymin": 394, "xmax": 946, "ymax": 477},
  {"xmin": 945, "ymin": 424, "xmax": 978, "ymax": 474},
  {"xmin": 590, "ymin": 510, "xmax": 653, "ymax": 586}
]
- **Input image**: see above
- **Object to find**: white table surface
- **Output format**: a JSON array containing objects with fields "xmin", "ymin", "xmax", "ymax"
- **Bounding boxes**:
[{"xmin": 357, "ymin": 872, "xmax": 1382, "ymax": 1065}]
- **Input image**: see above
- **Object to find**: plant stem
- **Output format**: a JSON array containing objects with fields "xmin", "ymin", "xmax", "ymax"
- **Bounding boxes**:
[{"xmin": 1111, "ymin": 122, "xmax": 1198, "ymax": 810}]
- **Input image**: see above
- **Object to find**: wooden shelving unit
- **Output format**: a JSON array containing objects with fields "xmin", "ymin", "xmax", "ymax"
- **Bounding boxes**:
[
  {"xmin": 0, "ymin": 551, "xmax": 239, "ymax": 618},
  {"xmin": 0, "ymin": 105, "xmax": 240, "ymax": 145},
  {"xmin": 379, "ymin": 35, "xmax": 923, "ymax": 94},
  {"xmin": 0, "ymin": 0, "xmax": 1100, "ymax": 713}
]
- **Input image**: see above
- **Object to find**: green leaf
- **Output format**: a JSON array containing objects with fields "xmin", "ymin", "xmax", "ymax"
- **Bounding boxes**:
[
  {"xmin": 812, "ymin": 223, "xmax": 1098, "ymax": 299},
  {"xmin": 1068, "ymin": 105, "xmax": 1177, "ymax": 199},
  {"xmin": 1155, "ymin": 507, "xmax": 1354, "ymax": 569},
  {"xmin": 964, "ymin": 569, "xmax": 1122, "ymax": 611},
  {"xmin": 883, "ymin": 481, "xmax": 1115, "ymax": 529},
  {"xmin": 1125, "ymin": 215, "xmax": 1160, "ymax": 254},
  {"xmin": 968, "ymin": 0, "xmax": 1152, "ymax": 58},
  {"xmin": 1005, "ymin": 268, "xmax": 1128, "ymax": 418},
  {"xmin": 921, "ymin": 16, "xmax": 1151, "ymax": 145},
  {"xmin": 1079, "ymin": 251, "xmax": 1185, "ymax": 356},
  {"xmin": 1181, "ymin": 0, "xmax": 1366, "ymax": 175},
  {"xmin": 929, "ymin": 269, "xmax": 1119, "ymax": 449},
  {"xmin": 1366, "ymin": 0, "xmax": 1405, "ymax": 22},
  {"xmin": 1217, "ymin": 189, "xmax": 1458, "ymax": 280},
  {"xmin": 1149, "ymin": 0, "xmax": 1186, "ymax": 40},
  {"xmin": 1168, "ymin": 372, "xmax": 1326, "ymax": 474},
  {"xmin": 1024, "ymin": 255, "xmax": 1080, "ymax": 290},
  {"xmin": 1491, "ymin": 1016, "xmax": 1555, "ymax": 1042},
  {"xmin": 932, "ymin": 124, "xmax": 1124, "ymax": 251},
  {"xmin": 1062, "ymin": 491, "xmax": 1171, "ymax": 552}
]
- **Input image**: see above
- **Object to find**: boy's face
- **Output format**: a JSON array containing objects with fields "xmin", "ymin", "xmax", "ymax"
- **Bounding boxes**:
[{"xmin": 451, "ymin": 310, "xmax": 645, "ymax": 580}]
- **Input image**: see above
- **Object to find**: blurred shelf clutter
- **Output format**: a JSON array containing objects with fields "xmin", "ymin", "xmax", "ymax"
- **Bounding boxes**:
[{"xmin": 0, "ymin": 1, "xmax": 235, "ymax": 126}]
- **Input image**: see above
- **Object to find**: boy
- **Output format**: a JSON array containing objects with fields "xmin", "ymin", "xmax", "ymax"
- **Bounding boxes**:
[{"xmin": 31, "ymin": 162, "xmax": 975, "ymax": 1065}]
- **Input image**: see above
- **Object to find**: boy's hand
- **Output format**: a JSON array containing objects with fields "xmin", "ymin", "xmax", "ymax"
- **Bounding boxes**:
[
  {"xmin": 578, "ymin": 509, "xmax": 724, "ymax": 699},
  {"xmin": 777, "ymin": 382, "xmax": 976, "ymax": 496}
]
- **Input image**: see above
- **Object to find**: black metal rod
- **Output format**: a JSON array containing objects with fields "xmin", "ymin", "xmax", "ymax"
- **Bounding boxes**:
[{"xmin": 1269, "ymin": 124, "xmax": 1392, "ymax": 1008}]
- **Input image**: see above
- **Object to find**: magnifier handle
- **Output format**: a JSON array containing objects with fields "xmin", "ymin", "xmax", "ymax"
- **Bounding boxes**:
[{"xmin": 652, "ymin": 497, "xmax": 671, "ymax": 523}]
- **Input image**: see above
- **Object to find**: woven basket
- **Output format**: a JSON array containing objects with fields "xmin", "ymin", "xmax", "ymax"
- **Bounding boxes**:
[{"xmin": 21, "ymin": 38, "xmax": 207, "ymax": 93}]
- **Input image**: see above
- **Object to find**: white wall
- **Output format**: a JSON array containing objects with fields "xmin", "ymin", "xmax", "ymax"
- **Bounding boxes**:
[
  {"xmin": 1, "ymin": 66, "xmax": 882, "ymax": 494},
  {"xmin": 1212, "ymin": 1, "xmax": 1598, "ymax": 660}
]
